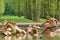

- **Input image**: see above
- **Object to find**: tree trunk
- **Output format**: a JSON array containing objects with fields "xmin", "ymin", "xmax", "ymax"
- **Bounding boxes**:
[
  {"xmin": 25, "ymin": 0, "xmax": 29, "ymax": 18},
  {"xmin": 33, "ymin": 0, "xmax": 40, "ymax": 22},
  {"xmin": 17, "ymin": 0, "xmax": 21, "ymax": 17},
  {"xmin": 27, "ymin": 0, "xmax": 32, "ymax": 20},
  {"xmin": 57, "ymin": 0, "xmax": 60, "ymax": 21}
]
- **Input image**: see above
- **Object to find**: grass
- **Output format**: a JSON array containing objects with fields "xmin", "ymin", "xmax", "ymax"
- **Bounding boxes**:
[
  {"xmin": 40, "ymin": 18, "xmax": 46, "ymax": 22},
  {"xmin": 0, "ymin": 16, "xmax": 46, "ymax": 22}
]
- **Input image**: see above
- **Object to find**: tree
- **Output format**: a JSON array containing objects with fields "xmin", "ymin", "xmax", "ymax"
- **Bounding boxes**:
[
  {"xmin": 24, "ymin": 0, "xmax": 29, "ymax": 19},
  {"xmin": 40, "ymin": 0, "xmax": 57, "ymax": 18},
  {"xmin": 56, "ymin": 0, "xmax": 60, "ymax": 21},
  {"xmin": 4, "ymin": 3, "xmax": 11, "ymax": 15},
  {"xmin": 49, "ymin": 0, "xmax": 57, "ymax": 18},
  {"xmin": 25, "ymin": 0, "xmax": 32, "ymax": 20},
  {"xmin": 0, "ymin": 0, "xmax": 5, "ymax": 16},
  {"xmin": 32, "ymin": 0, "xmax": 41, "ymax": 22},
  {"xmin": 17, "ymin": 0, "xmax": 21, "ymax": 17},
  {"xmin": 27, "ymin": 0, "xmax": 32, "ymax": 20}
]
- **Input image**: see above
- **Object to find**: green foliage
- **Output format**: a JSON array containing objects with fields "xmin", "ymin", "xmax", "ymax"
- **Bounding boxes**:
[
  {"xmin": 0, "ymin": 0, "xmax": 5, "ymax": 16},
  {"xmin": 40, "ymin": 18, "xmax": 46, "ymax": 22},
  {"xmin": 50, "ymin": 0, "xmax": 57, "ymax": 14},
  {"xmin": 0, "ymin": 0, "xmax": 60, "ymax": 21},
  {"xmin": 4, "ymin": 0, "xmax": 25, "ymax": 16},
  {"xmin": 40, "ymin": 0, "xmax": 58, "ymax": 17},
  {"xmin": 0, "ymin": 16, "xmax": 46, "ymax": 22},
  {"xmin": 0, "ymin": 16, "xmax": 33, "ymax": 22}
]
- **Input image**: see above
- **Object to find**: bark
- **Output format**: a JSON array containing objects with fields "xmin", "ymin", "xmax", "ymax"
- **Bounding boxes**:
[
  {"xmin": 25, "ymin": 0, "xmax": 29, "ymax": 18},
  {"xmin": 28, "ymin": 0, "xmax": 32, "ymax": 20},
  {"xmin": 17, "ymin": 0, "xmax": 21, "ymax": 17},
  {"xmin": 33, "ymin": 0, "xmax": 40, "ymax": 22}
]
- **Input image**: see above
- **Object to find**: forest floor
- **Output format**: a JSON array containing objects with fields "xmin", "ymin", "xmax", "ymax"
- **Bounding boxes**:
[{"xmin": 0, "ymin": 16, "xmax": 46, "ymax": 22}]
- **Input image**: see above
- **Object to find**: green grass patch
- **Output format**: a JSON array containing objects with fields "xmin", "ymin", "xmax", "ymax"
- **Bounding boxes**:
[
  {"xmin": 40, "ymin": 18, "xmax": 46, "ymax": 22},
  {"xmin": 0, "ymin": 16, "xmax": 46, "ymax": 22}
]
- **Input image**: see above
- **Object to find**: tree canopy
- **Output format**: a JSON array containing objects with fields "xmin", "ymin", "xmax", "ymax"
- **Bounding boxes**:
[{"xmin": 0, "ymin": 0, "xmax": 60, "ymax": 22}]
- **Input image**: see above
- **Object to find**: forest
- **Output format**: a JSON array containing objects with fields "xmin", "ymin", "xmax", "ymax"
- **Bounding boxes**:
[{"xmin": 0, "ymin": 0, "xmax": 60, "ymax": 22}]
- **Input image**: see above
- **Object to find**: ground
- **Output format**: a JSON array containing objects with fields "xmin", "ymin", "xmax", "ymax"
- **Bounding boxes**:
[{"xmin": 0, "ymin": 16, "xmax": 46, "ymax": 22}]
